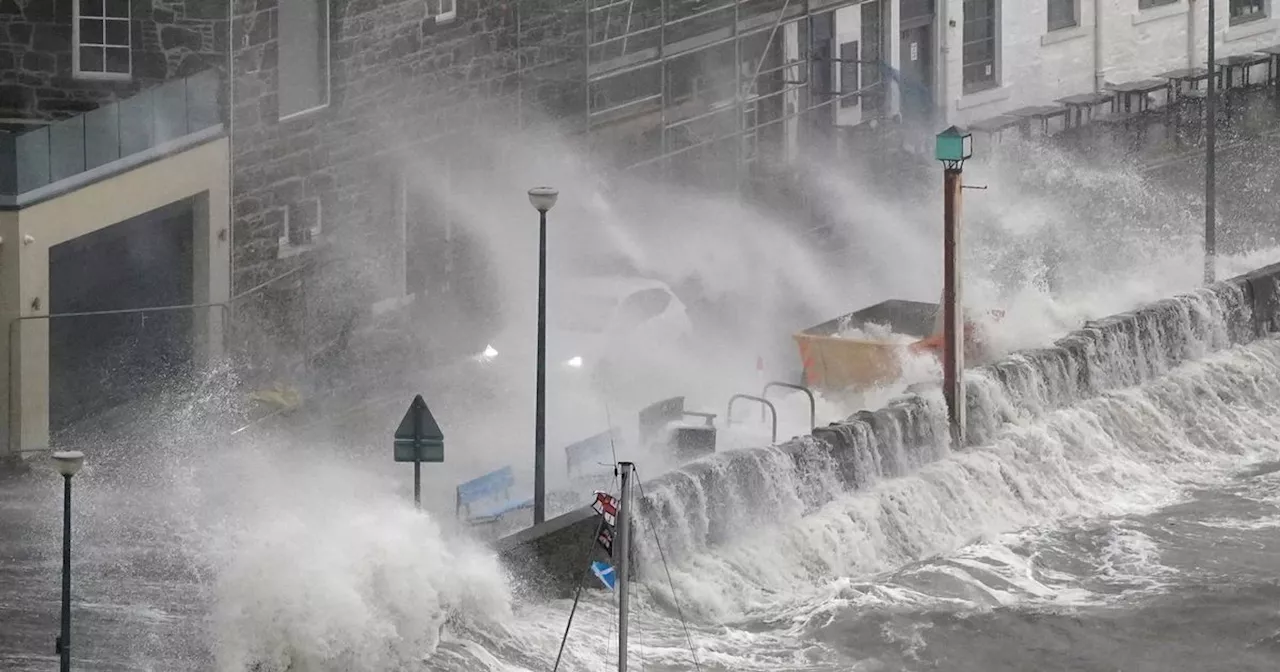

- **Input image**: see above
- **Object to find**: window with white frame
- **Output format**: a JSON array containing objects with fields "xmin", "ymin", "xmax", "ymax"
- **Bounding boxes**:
[
  {"xmin": 275, "ymin": 198, "xmax": 323, "ymax": 257},
  {"xmin": 433, "ymin": 0, "xmax": 457, "ymax": 23},
  {"xmin": 1047, "ymin": 0, "xmax": 1077, "ymax": 31},
  {"xmin": 278, "ymin": 0, "xmax": 330, "ymax": 119},
  {"xmin": 962, "ymin": 0, "xmax": 997, "ymax": 94},
  {"xmin": 74, "ymin": 0, "xmax": 131, "ymax": 79},
  {"xmin": 1230, "ymin": 0, "xmax": 1267, "ymax": 24},
  {"xmin": 1138, "ymin": 0, "xmax": 1178, "ymax": 9}
]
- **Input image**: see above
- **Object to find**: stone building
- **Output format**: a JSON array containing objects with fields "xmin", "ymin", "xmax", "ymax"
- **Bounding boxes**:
[
  {"xmin": 5, "ymin": 0, "xmax": 1275, "ymax": 460},
  {"xmin": 0, "ymin": 0, "xmax": 230, "ymax": 460}
]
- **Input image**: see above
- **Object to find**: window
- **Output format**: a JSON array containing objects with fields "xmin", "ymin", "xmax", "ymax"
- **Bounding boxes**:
[
  {"xmin": 1138, "ymin": 0, "xmax": 1178, "ymax": 8},
  {"xmin": 433, "ymin": 0, "xmax": 457, "ymax": 23},
  {"xmin": 74, "ymin": 0, "xmax": 131, "ymax": 79},
  {"xmin": 962, "ymin": 0, "xmax": 997, "ymax": 94},
  {"xmin": 1231, "ymin": 0, "xmax": 1268, "ymax": 24},
  {"xmin": 275, "ymin": 197, "xmax": 323, "ymax": 257},
  {"xmin": 278, "ymin": 0, "xmax": 330, "ymax": 119},
  {"xmin": 839, "ymin": 41, "xmax": 860, "ymax": 108},
  {"xmin": 1048, "ymin": 0, "xmax": 1077, "ymax": 30}
]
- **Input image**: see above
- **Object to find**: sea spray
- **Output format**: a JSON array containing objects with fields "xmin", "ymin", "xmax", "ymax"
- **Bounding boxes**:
[{"xmin": 206, "ymin": 453, "xmax": 513, "ymax": 672}]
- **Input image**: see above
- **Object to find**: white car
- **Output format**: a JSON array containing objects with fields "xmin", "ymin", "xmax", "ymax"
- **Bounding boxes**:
[{"xmin": 477, "ymin": 276, "xmax": 693, "ymax": 381}]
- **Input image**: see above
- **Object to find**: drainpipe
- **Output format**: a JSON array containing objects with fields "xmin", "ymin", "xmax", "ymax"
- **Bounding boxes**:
[
  {"xmin": 938, "ymin": 0, "xmax": 950, "ymax": 126},
  {"xmin": 1093, "ymin": 0, "xmax": 1105, "ymax": 91},
  {"xmin": 1187, "ymin": 0, "xmax": 1198, "ymax": 68}
]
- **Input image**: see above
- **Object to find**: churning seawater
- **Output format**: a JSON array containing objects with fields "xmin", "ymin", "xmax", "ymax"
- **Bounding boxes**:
[
  {"xmin": 201, "ymin": 287, "xmax": 1280, "ymax": 671},
  {"xmin": 6, "ymin": 294, "xmax": 1280, "ymax": 671}
]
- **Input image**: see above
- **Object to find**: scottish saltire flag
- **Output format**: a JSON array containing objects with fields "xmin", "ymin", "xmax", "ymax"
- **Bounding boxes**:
[{"xmin": 591, "ymin": 561, "xmax": 617, "ymax": 590}]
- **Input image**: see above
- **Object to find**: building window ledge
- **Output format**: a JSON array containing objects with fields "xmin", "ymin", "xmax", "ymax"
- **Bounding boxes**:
[
  {"xmin": 1042, "ymin": 24, "xmax": 1089, "ymax": 46},
  {"xmin": 957, "ymin": 84, "xmax": 1012, "ymax": 110},
  {"xmin": 1132, "ymin": 1, "xmax": 1186, "ymax": 26},
  {"xmin": 276, "ymin": 231, "xmax": 325, "ymax": 259},
  {"xmin": 1226, "ymin": 17, "xmax": 1277, "ymax": 42},
  {"xmin": 371, "ymin": 293, "xmax": 416, "ymax": 317}
]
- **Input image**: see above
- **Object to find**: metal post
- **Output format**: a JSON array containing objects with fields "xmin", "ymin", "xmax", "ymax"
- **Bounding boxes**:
[
  {"xmin": 1205, "ymin": 0, "xmax": 1217, "ymax": 284},
  {"xmin": 412, "ymin": 398, "xmax": 422, "ymax": 509},
  {"xmin": 616, "ymin": 461, "xmax": 634, "ymax": 672},
  {"xmin": 58, "ymin": 474, "xmax": 71, "ymax": 672},
  {"xmin": 534, "ymin": 209, "xmax": 547, "ymax": 525},
  {"xmin": 943, "ymin": 167, "xmax": 965, "ymax": 448}
]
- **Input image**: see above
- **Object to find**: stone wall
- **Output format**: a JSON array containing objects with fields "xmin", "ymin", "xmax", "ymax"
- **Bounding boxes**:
[
  {"xmin": 499, "ymin": 261, "xmax": 1280, "ymax": 597},
  {"xmin": 228, "ymin": 0, "xmax": 531, "ymax": 379},
  {"xmin": 0, "ymin": 0, "xmax": 225, "ymax": 119}
]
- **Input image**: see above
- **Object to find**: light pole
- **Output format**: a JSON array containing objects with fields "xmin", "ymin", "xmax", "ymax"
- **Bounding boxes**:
[
  {"xmin": 1205, "ymin": 0, "xmax": 1217, "ymax": 284},
  {"xmin": 527, "ymin": 186, "xmax": 559, "ymax": 525},
  {"xmin": 51, "ymin": 450, "xmax": 84, "ymax": 672},
  {"xmin": 935, "ymin": 126, "xmax": 973, "ymax": 449}
]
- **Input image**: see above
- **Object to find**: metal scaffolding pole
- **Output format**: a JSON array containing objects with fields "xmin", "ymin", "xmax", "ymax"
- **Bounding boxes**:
[{"xmin": 579, "ymin": 0, "xmax": 875, "ymax": 184}]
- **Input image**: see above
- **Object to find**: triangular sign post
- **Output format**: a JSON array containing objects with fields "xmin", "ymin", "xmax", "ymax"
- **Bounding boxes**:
[{"xmin": 393, "ymin": 394, "xmax": 445, "ymax": 509}]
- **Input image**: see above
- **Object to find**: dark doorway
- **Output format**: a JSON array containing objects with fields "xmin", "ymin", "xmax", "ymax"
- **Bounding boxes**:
[
  {"xmin": 48, "ymin": 199, "xmax": 195, "ymax": 435},
  {"xmin": 899, "ymin": 23, "xmax": 934, "ymax": 125}
]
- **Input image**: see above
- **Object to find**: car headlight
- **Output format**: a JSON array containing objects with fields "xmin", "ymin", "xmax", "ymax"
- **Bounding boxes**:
[
  {"xmin": 475, "ymin": 344, "xmax": 499, "ymax": 362},
  {"xmin": 565, "ymin": 356, "xmax": 584, "ymax": 368}
]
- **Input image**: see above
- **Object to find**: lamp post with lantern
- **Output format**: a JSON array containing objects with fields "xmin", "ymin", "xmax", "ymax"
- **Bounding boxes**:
[
  {"xmin": 934, "ymin": 126, "xmax": 973, "ymax": 449},
  {"xmin": 51, "ymin": 450, "xmax": 85, "ymax": 672}
]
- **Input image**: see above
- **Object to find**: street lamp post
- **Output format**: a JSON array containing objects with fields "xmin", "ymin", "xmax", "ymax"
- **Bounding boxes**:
[
  {"xmin": 935, "ymin": 126, "xmax": 973, "ymax": 449},
  {"xmin": 51, "ymin": 450, "xmax": 84, "ymax": 672},
  {"xmin": 527, "ymin": 186, "xmax": 559, "ymax": 525}
]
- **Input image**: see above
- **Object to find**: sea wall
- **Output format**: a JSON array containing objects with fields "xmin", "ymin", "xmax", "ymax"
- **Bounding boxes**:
[{"xmin": 498, "ymin": 262, "xmax": 1280, "ymax": 596}]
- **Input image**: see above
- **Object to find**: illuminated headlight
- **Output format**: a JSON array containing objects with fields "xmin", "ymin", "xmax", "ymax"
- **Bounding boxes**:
[
  {"xmin": 565, "ymin": 356, "xmax": 584, "ymax": 368},
  {"xmin": 475, "ymin": 344, "xmax": 499, "ymax": 362}
]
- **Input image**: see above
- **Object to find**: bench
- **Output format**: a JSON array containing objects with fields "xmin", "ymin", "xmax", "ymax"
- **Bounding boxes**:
[{"xmin": 455, "ymin": 466, "xmax": 533, "ymax": 524}]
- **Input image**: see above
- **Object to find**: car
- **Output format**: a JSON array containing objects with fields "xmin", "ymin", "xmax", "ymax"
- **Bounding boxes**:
[
  {"xmin": 475, "ymin": 275, "xmax": 692, "ymax": 380},
  {"xmin": 466, "ymin": 276, "xmax": 693, "ymax": 451}
]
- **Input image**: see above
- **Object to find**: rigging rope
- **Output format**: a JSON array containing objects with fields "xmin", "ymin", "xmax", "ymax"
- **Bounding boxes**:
[
  {"xmin": 636, "ymin": 470, "xmax": 704, "ymax": 672},
  {"xmin": 552, "ymin": 515, "xmax": 608, "ymax": 672}
]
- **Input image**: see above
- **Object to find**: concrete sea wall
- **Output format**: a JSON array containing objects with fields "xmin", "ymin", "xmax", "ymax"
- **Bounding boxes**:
[{"xmin": 498, "ymin": 262, "xmax": 1280, "ymax": 597}]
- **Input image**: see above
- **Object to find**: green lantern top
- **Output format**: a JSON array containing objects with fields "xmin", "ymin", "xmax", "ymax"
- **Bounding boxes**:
[{"xmin": 935, "ymin": 126, "xmax": 973, "ymax": 165}]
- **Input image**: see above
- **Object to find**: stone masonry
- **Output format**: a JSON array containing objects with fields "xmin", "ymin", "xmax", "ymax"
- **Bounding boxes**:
[
  {"xmin": 0, "ymin": 0, "xmax": 226, "ymax": 119},
  {"xmin": 228, "ymin": 0, "xmax": 536, "ymax": 380}
]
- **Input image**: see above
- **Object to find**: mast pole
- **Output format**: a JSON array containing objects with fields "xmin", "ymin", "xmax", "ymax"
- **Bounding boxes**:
[{"xmin": 617, "ymin": 461, "xmax": 634, "ymax": 672}]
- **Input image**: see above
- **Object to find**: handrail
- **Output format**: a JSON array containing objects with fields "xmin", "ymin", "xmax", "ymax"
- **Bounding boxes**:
[
  {"xmin": 762, "ymin": 381, "xmax": 815, "ymax": 430},
  {"xmin": 6, "ymin": 301, "xmax": 233, "ymax": 450},
  {"xmin": 726, "ymin": 394, "xmax": 777, "ymax": 443}
]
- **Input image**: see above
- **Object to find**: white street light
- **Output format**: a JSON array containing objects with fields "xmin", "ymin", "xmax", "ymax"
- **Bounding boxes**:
[
  {"xmin": 528, "ymin": 187, "xmax": 559, "ymax": 213},
  {"xmin": 529, "ymin": 185, "xmax": 559, "ymax": 524},
  {"xmin": 51, "ymin": 449, "xmax": 85, "ymax": 672},
  {"xmin": 51, "ymin": 451, "xmax": 84, "ymax": 478}
]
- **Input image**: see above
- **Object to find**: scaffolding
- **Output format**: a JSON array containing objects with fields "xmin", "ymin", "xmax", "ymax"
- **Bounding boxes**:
[{"xmin": 571, "ymin": 0, "xmax": 892, "ymax": 186}]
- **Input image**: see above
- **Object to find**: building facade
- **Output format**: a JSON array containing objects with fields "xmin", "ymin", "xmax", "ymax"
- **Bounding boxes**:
[
  {"xmin": 942, "ymin": 0, "xmax": 1280, "ymax": 127},
  {"xmin": 0, "ymin": 1, "xmax": 230, "ymax": 459},
  {"xmin": 2, "ymin": 0, "xmax": 1277, "ymax": 460}
]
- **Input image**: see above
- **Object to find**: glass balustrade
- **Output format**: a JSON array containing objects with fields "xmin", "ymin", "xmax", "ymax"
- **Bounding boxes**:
[{"xmin": 1, "ymin": 69, "xmax": 222, "ymax": 197}]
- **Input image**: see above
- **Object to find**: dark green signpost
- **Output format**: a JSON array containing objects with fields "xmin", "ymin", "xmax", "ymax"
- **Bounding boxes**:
[{"xmin": 393, "ymin": 394, "xmax": 444, "ymax": 509}]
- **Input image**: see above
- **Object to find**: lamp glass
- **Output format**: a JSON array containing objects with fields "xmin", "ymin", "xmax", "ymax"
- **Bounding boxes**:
[
  {"xmin": 51, "ymin": 450, "xmax": 85, "ymax": 477},
  {"xmin": 528, "ymin": 187, "xmax": 559, "ymax": 212},
  {"xmin": 934, "ymin": 126, "xmax": 973, "ymax": 162}
]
